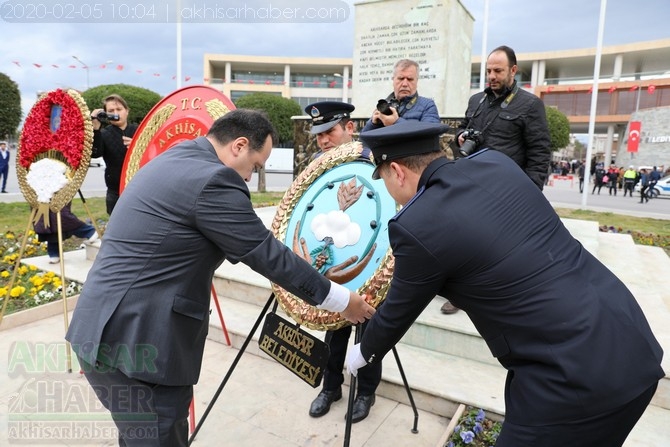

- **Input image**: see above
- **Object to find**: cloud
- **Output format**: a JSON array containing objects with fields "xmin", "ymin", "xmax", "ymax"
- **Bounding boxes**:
[{"xmin": 310, "ymin": 210, "xmax": 361, "ymax": 248}]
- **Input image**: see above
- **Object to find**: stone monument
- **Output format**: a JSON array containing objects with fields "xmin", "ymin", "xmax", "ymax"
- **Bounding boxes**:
[
  {"xmin": 352, "ymin": 0, "xmax": 474, "ymax": 117},
  {"xmin": 617, "ymin": 106, "xmax": 670, "ymax": 170}
]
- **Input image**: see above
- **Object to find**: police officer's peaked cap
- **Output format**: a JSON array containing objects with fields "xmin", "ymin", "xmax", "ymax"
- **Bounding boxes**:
[
  {"xmin": 305, "ymin": 101, "xmax": 355, "ymax": 134},
  {"xmin": 359, "ymin": 121, "xmax": 450, "ymax": 179}
]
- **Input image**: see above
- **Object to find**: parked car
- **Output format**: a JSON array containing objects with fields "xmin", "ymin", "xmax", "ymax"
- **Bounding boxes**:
[
  {"xmin": 650, "ymin": 175, "xmax": 670, "ymax": 197},
  {"xmin": 635, "ymin": 175, "xmax": 669, "ymax": 198}
]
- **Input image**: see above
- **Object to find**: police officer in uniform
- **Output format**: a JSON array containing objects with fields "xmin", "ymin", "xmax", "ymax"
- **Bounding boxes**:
[
  {"xmin": 347, "ymin": 122, "xmax": 663, "ymax": 446},
  {"xmin": 304, "ymin": 101, "xmax": 381, "ymax": 423}
]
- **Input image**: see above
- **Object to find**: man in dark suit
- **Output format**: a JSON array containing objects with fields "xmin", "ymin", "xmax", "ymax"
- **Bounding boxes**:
[
  {"xmin": 0, "ymin": 140, "xmax": 10, "ymax": 193},
  {"xmin": 66, "ymin": 109, "xmax": 375, "ymax": 446},
  {"xmin": 347, "ymin": 122, "xmax": 664, "ymax": 446}
]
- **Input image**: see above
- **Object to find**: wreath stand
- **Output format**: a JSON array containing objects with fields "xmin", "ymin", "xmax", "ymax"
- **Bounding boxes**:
[
  {"xmin": 0, "ymin": 190, "xmax": 102, "ymax": 374},
  {"xmin": 187, "ymin": 293, "xmax": 419, "ymax": 447}
]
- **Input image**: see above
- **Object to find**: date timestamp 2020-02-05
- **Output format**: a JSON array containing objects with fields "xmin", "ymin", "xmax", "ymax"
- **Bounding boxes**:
[{"xmin": 0, "ymin": 1, "xmax": 172, "ymax": 22}]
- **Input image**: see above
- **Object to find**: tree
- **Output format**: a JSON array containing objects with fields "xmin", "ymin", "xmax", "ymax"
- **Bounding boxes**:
[
  {"xmin": 81, "ymin": 84, "xmax": 162, "ymax": 125},
  {"xmin": 234, "ymin": 93, "xmax": 302, "ymax": 146},
  {"xmin": 0, "ymin": 73, "xmax": 22, "ymax": 140},
  {"xmin": 545, "ymin": 106, "xmax": 570, "ymax": 151},
  {"xmin": 234, "ymin": 93, "xmax": 303, "ymax": 192}
]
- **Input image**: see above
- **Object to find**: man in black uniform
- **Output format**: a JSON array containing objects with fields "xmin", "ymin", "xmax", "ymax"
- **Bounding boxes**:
[
  {"xmin": 347, "ymin": 121, "xmax": 664, "ymax": 447},
  {"xmin": 304, "ymin": 101, "xmax": 381, "ymax": 423}
]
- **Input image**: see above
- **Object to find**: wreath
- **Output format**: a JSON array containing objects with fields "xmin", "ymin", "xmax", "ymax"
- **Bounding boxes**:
[
  {"xmin": 271, "ymin": 142, "xmax": 396, "ymax": 331},
  {"xmin": 17, "ymin": 89, "xmax": 93, "ymax": 227}
]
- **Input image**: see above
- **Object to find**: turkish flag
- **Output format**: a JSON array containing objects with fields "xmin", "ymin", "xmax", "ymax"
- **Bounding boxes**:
[
  {"xmin": 629, "ymin": 85, "xmax": 639, "ymax": 91},
  {"xmin": 627, "ymin": 121, "xmax": 641, "ymax": 153},
  {"xmin": 648, "ymin": 85, "xmax": 656, "ymax": 94},
  {"xmin": 608, "ymin": 86, "xmax": 616, "ymax": 94}
]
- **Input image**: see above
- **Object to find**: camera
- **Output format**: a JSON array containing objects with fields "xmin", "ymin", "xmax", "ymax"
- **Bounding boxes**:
[
  {"xmin": 94, "ymin": 111, "xmax": 120, "ymax": 124},
  {"xmin": 459, "ymin": 129, "xmax": 484, "ymax": 157},
  {"xmin": 376, "ymin": 98, "xmax": 399, "ymax": 116}
]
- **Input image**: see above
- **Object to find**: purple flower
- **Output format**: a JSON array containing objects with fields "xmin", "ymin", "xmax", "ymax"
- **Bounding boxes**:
[
  {"xmin": 476, "ymin": 409, "xmax": 485, "ymax": 422},
  {"xmin": 474, "ymin": 422, "xmax": 483, "ymax": 435},
  {"xmin": 454, "ymin": 425, "xmax": 461, "ymax": 434},
  {"xmin": 460, "ymin": 430, "xmax": 475, "ymax": 444},
  {"xmin": 447, "ymin": 442, "xmax": 455, "ymax": 447}
]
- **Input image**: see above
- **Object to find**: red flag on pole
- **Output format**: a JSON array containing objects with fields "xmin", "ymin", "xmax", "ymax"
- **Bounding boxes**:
[
  {"xmin": 627, "ymin": 121, "xmax": 641, "ymax": 153},
  {"xmin": 116, "ymin": 65, "xmax": 124, "ymax": 71},
  {"xmin": 648, "ymin": 85, "xmax": 656, "ymax": 94},
  {"xmin": 629, "ymin": 85, "xmax": 639, "ymax": 91},
  {"xmin": 608, "ymin": 86, "xmax": 616, "ymax": 94},
  {"xmin": 587, "ymin": 86, "xmax": 593, "ymax": 93}
]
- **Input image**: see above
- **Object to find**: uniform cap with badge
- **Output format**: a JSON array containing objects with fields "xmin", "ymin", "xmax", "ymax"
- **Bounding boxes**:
[
  {"xmin": 358, "ymin": 121, "xmax": 450, "ymax": 179},
  {"xmin": 305, "ymin": 101, "xmax": 355, "ymax": 134}
]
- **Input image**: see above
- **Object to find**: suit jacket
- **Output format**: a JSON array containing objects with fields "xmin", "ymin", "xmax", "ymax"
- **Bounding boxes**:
[
  {"xmin": 360, "ymin": 150, "xmax": 664, "ymax": 426},
  {"xmin": 0, "ymin": 149, "xmax": 9, "ymax": 170},
  {"xmin": 66, "ymin": 137, "xmax": 332, "ymax": 386}
]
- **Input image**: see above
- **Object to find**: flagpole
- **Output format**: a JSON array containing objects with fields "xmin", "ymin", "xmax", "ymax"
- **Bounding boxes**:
[
  {"xmin": 581, "ymin": 0, "xmax": 607, "ymax": 207},
  {"xmin": 176, "ymin": 0, "xmax": 182, "ymax": 89},
  {"xmin": 479, "ymin": 0, "xmax": 489, "ymax": 90}
]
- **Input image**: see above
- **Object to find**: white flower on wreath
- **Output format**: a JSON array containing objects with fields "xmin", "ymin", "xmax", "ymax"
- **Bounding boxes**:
[{"xmin": 25, "ymin": 158, "xmax": 69, "ymax": 203}]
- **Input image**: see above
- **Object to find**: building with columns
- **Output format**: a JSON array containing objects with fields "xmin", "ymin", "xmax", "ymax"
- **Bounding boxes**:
[
  {"xmin": 203, "ymin": 54, "xmax": 352, "ymax": 111},
  {"xmin": 203, "ymin": 38, "xmax": 670, "ymax": 167}
]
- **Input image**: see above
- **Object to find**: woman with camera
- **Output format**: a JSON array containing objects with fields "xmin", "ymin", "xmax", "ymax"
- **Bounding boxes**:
[{"xmin": 91, "ymin": 94, "xmax": 138, "ymax": 215}]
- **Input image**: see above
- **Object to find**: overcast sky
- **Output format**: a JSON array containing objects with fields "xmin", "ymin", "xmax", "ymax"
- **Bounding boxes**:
[{"xmin": 1, "ymin": 0, "xmax": 668, "ymax": 121}]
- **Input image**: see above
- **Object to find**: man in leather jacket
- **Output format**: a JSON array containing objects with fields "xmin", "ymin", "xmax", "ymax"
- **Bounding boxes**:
[{"xmin": 455, "ymin": 45, "xmax": 551, "ymax": 191}]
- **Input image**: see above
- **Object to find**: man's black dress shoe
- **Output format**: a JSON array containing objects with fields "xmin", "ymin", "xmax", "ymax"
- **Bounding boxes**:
[
  {"xmin": 345, "ymin": 394, "xmax": 376, "ymax": 423},
  {"xmin": 309, "ymin": 388, "xmax": 342, "ymax": 417}
]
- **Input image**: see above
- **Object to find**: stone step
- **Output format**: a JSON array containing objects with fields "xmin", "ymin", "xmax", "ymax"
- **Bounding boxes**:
[{"xmin": 205, "ymin": 292, "xmax": 508, "ymax": 419}]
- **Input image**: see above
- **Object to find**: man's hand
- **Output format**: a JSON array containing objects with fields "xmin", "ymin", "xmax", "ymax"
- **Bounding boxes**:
[
  {"xmin": 371, "ymin": 107, "xmax": 400, "ymax": 127},
  {"xmin": 346, "ymin": 343, "xmax": 367, "ymax": 377},
  {"xmin": 340, "ymin": 292, "xmax": 375, "ymax": 324},
  {"xmin": 90, "ymin": 108, "xmax": 104, "ymax": 130}
]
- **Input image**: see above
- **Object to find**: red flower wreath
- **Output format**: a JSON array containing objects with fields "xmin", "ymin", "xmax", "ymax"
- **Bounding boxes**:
[{"xmin": 19, "ymin": 89, "xmax": 87, "ymax": 169}]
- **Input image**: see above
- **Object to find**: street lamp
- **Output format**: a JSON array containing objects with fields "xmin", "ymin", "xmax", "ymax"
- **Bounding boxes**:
[{"xmin": 72, "ymin": 55, "xmax": 89, "ymax": 90}]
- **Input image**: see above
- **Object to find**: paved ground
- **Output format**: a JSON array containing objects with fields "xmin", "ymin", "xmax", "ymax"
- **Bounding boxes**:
[
  {"xmin": 0, "ymin": 309, "xmax": 449, "ymax": 446},
  {"xmin": 1, "ymin": 158, "xmax": 668, "ymax": 445}
]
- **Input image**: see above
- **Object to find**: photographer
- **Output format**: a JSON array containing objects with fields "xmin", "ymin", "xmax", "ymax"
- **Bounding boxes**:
[
  {"xmin": 361, "ymin": 59, "xmax": 440, "ymax": 132},
  {"xmin": 91, "ymin": 94, "xmax": 138, "ymax": 215},
  {"xmin": 456, "ymin": 45, "xmax": 550, "ymax": 190}
]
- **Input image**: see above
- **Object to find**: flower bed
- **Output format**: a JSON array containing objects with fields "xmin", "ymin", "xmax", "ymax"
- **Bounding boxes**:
[
  {"xmin": 0, "ymin": 230, "xmax": 83, "ymax": 315},
  {"xmin": 445, "ymin": 406, "xmax": 502, "ymax": 447}
]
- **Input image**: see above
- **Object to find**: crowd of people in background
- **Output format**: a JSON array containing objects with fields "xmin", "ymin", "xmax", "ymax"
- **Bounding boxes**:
[{"xmin": 549, "ymin": 159, "xmax": 667, "ymax": 203}]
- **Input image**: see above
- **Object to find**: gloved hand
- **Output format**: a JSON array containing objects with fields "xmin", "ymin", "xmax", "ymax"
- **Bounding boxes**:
[{"xmin": 346, "ymin": 343, "xmax": 367, "ymax": 377}]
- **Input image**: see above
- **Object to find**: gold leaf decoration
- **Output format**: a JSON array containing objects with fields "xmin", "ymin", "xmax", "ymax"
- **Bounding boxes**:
[{"xmin": 337, "ymin": 178, "xmax": 364, "ymax": 211}]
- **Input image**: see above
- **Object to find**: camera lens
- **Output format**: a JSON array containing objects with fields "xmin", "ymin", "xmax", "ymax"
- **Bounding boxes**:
[
  {"xmin": 459, "ymin": 139, "xmax": 478, "ymax": 157},
  {"xmin": 376, "ymin": 99, "xmax": 393, "ymax": 116}
]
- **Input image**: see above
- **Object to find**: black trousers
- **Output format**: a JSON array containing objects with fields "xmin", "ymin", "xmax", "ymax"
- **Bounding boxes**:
[
  {"xmin": 79, "ymin": 356, "xmax": 192, "ymax": 447},
  {"xmin": 323, "ymin": 321, "xmax": 382, "ymax": 396},
  {"xmin": 496, "ymin": 382, "xmax": 658, "ymax": 447}
]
